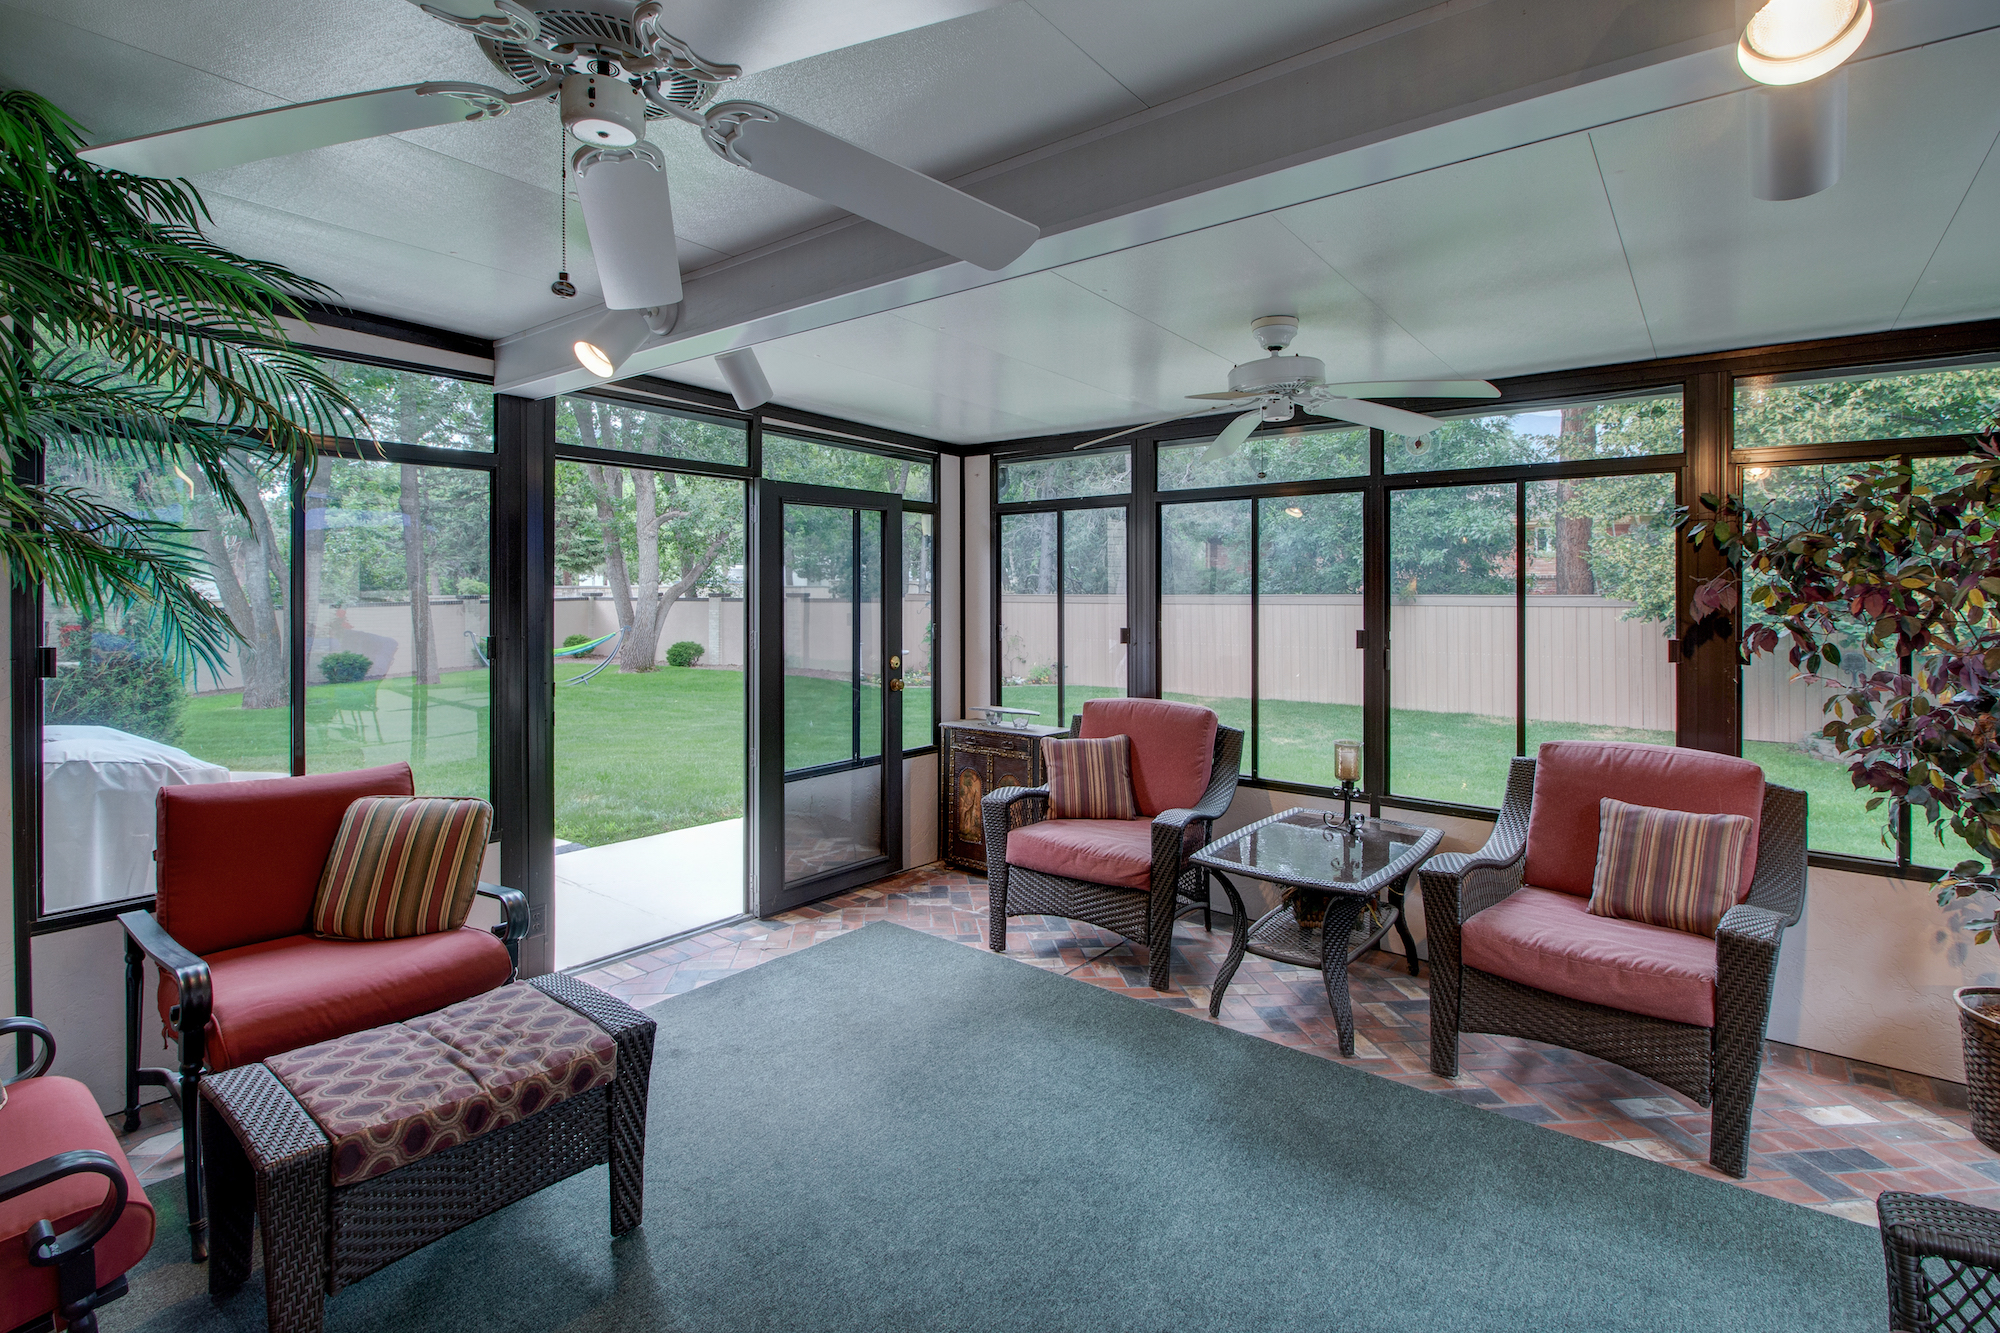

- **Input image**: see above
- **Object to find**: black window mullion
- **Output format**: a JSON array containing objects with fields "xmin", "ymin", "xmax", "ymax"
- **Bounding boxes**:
[
  {"xmin": 1515, "ymin": 481, "xmax": 1527, "ymax": 759},
  {"xmin": 1055, "ymin": 511, "xmax": 1067, "ymax": 726},
  {"xmin": 851, "ymin": 509, "xmax": 862, "ymax": 763},
  {"xmin": 1249, "ymin": 497, "xmax": 1261, "ymax": 778},
  {"xmin": 291, "ymin": 455, "xmax": 308, "ymax": 775}
]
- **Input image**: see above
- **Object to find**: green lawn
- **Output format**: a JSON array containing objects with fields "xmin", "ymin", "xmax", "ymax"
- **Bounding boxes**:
[{"xmin": 182, "ymin": 670, "xmax": 1897, "ymax": 862}]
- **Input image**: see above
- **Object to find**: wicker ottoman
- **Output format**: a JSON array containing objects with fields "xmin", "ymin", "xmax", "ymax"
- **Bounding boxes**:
[
  {"xmin": 199, "ymin": 975, "xmax": 654, "ymax": 1333},
  {"xmin": 1879, "ymin": 1191, "xmax": 2000, "ymax": 1333}
]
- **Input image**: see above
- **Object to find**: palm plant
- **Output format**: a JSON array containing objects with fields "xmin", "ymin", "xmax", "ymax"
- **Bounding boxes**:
[{"xmin": 0, "ymin": 88, "xmax": 363, "ymax": 666}]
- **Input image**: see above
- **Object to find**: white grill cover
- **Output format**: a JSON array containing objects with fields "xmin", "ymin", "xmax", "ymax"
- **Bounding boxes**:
[{"xmin": 42, "ymin": 725, "xmax": 237, "ymax": 912}]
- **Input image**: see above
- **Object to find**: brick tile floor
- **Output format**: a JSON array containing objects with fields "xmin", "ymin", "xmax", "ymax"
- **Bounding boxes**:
[{"xmin": 117, "ymin": 863, "xmax": 1997, "ymax": 1230}]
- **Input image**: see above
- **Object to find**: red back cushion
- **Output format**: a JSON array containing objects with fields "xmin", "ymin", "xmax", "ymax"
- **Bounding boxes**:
[
  {"xmin": 1078, "ymin": 699, "xmax": 1217, "ymax": 817},
  {"xmin": 1041, "ymin": 736, "xmax": 1139, "ymax": 821},
  {"xmin": 1523, "ymin": 742, "xmax": 1763, "ymax": 900},
  {"xmin": 156, "ymin": 763, "xmax": 416, "ymax": 957}
]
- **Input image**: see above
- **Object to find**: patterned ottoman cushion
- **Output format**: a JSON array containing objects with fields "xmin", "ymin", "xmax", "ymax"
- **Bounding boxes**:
[{"xmin": 264, "ymin": 983, "xmax": 616, "ymax": 1187}]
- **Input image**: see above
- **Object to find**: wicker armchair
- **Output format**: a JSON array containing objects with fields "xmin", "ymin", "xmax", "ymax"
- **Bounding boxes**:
[
  {"xmin": 1420, "ymin": 752, "xmax": 1807, "ymax": 1178},
  {"xmin": 983, "ymin": 702, "xmax": 1243, "ymax": 992}
]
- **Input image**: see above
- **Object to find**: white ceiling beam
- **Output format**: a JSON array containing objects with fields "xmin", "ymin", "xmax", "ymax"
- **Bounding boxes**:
[{"xmin": 494, "ymin": 0, "xmax": 1997, "ymax": 398}]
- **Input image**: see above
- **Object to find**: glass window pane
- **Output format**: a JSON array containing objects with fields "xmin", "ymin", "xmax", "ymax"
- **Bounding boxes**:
[
  {"xmin": 1524, "ymin": 475, "xmax": 1676, "ymax": 755},
  {"xmin": 996, "ymin": 449, "xmax": 1130, "ymax": 502},
  {"xmin": 998, "ymin": 511, "xmax": 1058, "ymax": 724},
  {"xmin": 1735, "ymin": 361, "xmax": 2000, "ymax": 449},
  {"xmin": 331, "ymin": 361, "xmax": 493, "ymax": 451},
  {"xmin": 1388, "ymin": 482, "xmax": 1517, "ymax": 806},
  {"xmin": 1388, "ymin": 392, "xmax": 1683, "ymax": 474},
  {"xmin": 763, "ymin": 433, "xmax": 931, "ymax": 499},
  {"xmin": 42, "ymin": 451, "xmax": 291, "ymax": 915},
  {"xmin": 1161, "ymin": 501, "xmax": 1251, "ymax": 762},
  {"xmin": 781, "ymin": 504, "xmax": 861, "ymax": 771},
  {"xmin": 1062, "ymin": 508, "xmax": 1127, "ymax": 713},
  {"xmin": 1737, "ymin": 460, "xmax": 1964, "ymax": 860},
  {"xmin": 1158, "ymin": 426, "xmax": 1366, "ymax": 490},
  {"xmin": 903, "ymin": 511, "xmax": 935, "ymax": 751},
  {"xmin": 1257, "ymin": 494, "xmax": 1365, "ymax": 786},
  {"xmin": 559, "ymin": 395, "xmax": 749, "ymax": 468},
  {"xmin": 304, "ymin": 458, "xmax": 491, "ymax": 800}
]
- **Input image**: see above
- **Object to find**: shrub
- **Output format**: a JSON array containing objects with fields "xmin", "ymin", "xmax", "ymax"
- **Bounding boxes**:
[
  {"xmin": 665, "ymin": 640, "xmax": 704, "ymax": 668},
  {"xmin": 563, "ymin": 633, "xmax": 594, "ymax": 649},
  {"xmin": 46, "ymin": 655, "xmax": 187, "ymax": 744},
  {"xmin": 457, "ymin": 578, "xmax": 489, "ymax": 597},
  {"xmin": 318, "ymin": 651, "xmax": 372, "ymax": 684}
]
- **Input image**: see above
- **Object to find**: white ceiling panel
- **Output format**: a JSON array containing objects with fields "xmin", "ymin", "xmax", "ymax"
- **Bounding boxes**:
[
  {"xmin": 1592, "ymin": 28, "xmax": 2000, "ymax": 358},
  {"xmin": 1899, "ymin": 127, "xmax": 2000, "ymax": 330},
  {"xmin": 887, "ymin": 272, "xmax": 1227, "ymax": 409},
  {"xmin": 1274, "ymin": 132, "xmax": 1657, "ymax": 379},
  {"xmin": 1054, "ymin": 215, "xmax": 1457, "ymax": 383},
  {"xmin": 1024, "ymin": 0, "xmax": 1447, "ymax": 108}
]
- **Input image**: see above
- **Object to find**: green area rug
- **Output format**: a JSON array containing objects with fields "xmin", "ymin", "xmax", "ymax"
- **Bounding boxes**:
[{"xmin": 109, "ymin": 923, "xmax": 1880, "ymax": 1332}]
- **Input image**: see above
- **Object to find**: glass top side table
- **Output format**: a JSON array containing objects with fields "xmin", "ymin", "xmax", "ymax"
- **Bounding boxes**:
[{"xmin": 1191, "ymin": 809, "xmax": 1442, "ymax": 1057}]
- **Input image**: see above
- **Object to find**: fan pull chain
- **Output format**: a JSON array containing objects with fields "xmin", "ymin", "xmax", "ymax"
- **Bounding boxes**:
[{"xmin": 551, "ymin": 118, "xmax": 576, "ymax": 299}]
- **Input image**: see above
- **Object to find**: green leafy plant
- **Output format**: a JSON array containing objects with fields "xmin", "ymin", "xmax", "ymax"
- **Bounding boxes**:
[
  {"xmin": 45, "ymin": 652, "xmax": 187, "ymax": 743},
  {"xmin": 665, "ymin": 640, "xmax": 704, "ymax": 668},
  {"xmin": 563, "ymin": 633, "xmax": 594, "ymax": 649},
  {"xmin": 1, "ymin": 89, "xmax": 362, "ymax": 668},
  {"xmin": 456, "ymin": 578, "xmax": 488, "ymax": 597},
  {"xmin": 1680, "ymin": 423, "xmax": 2000, "ymax": 938},
  {"xmin": 318, "ymin": 651, "xmax": 371, "ymax": 684}
]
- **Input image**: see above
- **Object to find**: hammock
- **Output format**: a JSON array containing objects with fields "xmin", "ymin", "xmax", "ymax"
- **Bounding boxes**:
[
  {"xmin": 556, "ymin": 630, "xmax": 619, "ymax": 658},
  {"xmin": 561, "ymin": 627, "xmax": 627, "ymax": 685}
]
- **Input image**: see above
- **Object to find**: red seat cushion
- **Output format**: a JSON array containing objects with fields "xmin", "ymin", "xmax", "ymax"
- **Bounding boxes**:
[
  {"xmin": 1523, "ymin": 742, "xmax": 1764, "ymax": 901},
  {"xmin": 1007, "ymin": 818, "xmax": 1155, "ymax": 890},
  {"xmin": 1077, "ymin": 699, "xmax": 1217, "ymax": 817},
  {"xmin": 0, "ymin": 1076, "xmax": 155, "ymax": 1331},
  {"xmin": 159, "ymin": 928, "xmax": 514, "ymax": 1071},
  {"xmin": 157, "ymin": 763, "xmax": 416, "ymax": 958},
  {"xmin": 1462, "ymin": 886, "xmax": 1718, "ymax": 1027}
]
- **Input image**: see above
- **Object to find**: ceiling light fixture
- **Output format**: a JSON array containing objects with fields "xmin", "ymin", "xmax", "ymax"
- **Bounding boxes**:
[
  {"xmin": 572, "ymin": 311, "xmax": 649, "ymax": 380},
  {"xmin": 1738, "ymin": 0, "xmax": 1872, "ymax": 85}
]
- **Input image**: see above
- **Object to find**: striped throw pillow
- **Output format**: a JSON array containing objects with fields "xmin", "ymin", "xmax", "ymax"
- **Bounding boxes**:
[
  {"xmin": 1587, "ymin": 797, "xmax": 1754, "ymax": 937},
  {"xmin": 1042, "ymin": 735, "xmax": 1139, "ymax": 821},
  {"xmin": 312, "ymin": 796, "xmax": 494, "ymax": 941}
]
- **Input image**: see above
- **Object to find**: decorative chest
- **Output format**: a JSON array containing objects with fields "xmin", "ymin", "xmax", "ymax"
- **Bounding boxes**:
[{"xmin": 939, "ymin": 720, "xmax": 1066, "ymax": 872}]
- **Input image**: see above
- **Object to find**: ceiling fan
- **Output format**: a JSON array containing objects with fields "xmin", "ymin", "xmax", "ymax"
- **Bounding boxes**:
[
  {"xmin": 1076, "ymin": 316, "xmax": 1501, "ymax": 460},
  {"xmin": 78, "ymin": 0, "xmax": 1039, "ymax": 390}
]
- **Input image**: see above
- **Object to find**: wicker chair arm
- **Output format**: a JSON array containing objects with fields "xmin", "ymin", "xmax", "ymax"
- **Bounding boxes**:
[
  {"xmin": 475, "ymin": 882, "xmax": 530, "ymax": 974},
  {"xmin": 117, "ymin": 908, "xmax": 211, "ymax": 1035},
  {"xmin": 982, "ymin": 785, "xmax": 1050, "ymax": 822},
  {"xmin": 0, "ymin": 1149, "xmax": 128, "ymax": 1268},
  {"xmin": 1742, "ymin": 783, "xmax": 1809, "ymax": 925},
  {"xmin": 0, "ymin": 1015, "xmax": 55, "ymax": 1083},
  {"xmin": 1715, "ymin": 902, "xmax": 1786, "ymax": 979}
]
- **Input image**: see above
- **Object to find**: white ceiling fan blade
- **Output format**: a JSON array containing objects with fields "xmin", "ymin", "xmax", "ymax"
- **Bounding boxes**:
[
  {"xmin": 1201, "ymin": 410, "xmax": 1263, "ymax": 463},
  {"xmin": 406, "ymin": 0, "xmax": 539, "ymax": 43},
  {"xmin": 715, "ymin": 348, "xmax": 773, "ymax": 410},
  {"xmin": 573, "ymin": 144, "xmax": 682, "ymax": 311},
  {"xmin": 1321, "ymin": 379, "xmax": 1501, "ymax": 400},
  {"xmin": 702, "ymin": 103, "xmax": 1036, "ymax": 270},
  {"xmin": 636, "ymin": 0, "xmax": 1006, "ymax": 78},
  {"xmin": 78, "ymin": 82, "xmax": 517, "ymax": 178},
  {"xmin": 1311, "ymin": 396, "xmax": 1446, "ymax": 437},
  {"xmin": 1187, "ymin": 391, "xmax": 1262, "ymax": 401}
]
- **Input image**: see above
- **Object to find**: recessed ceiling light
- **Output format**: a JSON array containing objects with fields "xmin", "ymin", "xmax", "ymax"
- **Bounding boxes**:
[{"xmin": 1739, "ymin": 0, "xmax": 1872, "ymax": 85}]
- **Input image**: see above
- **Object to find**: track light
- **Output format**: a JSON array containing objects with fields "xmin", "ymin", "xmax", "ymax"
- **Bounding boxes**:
[
  {"xmin": 715, "ymin": 348, "xmax": 773, "ymax": 410},
  {"xmin": 572, "ymin": 311, "xmax": 648, "ymax": 379},
  {"xmin": 1738, "ymin": 0, "xmax": 1872, "ymax": 85}
]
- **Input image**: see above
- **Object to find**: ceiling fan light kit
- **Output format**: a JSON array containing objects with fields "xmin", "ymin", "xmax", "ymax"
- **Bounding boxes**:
[{"xmin": 80, "ymin": 0, "xmax": 1043, "ymax": 394}]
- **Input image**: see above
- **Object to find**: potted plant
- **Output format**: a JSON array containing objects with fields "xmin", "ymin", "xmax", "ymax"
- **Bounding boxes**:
[
  {"xmin": 1681, "ymin": 421, "xmax": 2000, "ymax": 1142},
  {"xmin": 1, "ymin": 89, "xmax": 360, "ymax": 667}
]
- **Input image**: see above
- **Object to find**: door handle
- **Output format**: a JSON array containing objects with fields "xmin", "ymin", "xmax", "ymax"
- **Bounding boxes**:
[{"xmin": 890, "ymin": 680, "xmax": 905, "ymax": 692}]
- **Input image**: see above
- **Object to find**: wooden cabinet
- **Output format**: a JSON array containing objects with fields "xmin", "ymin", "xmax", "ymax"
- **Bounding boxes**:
[{"xmin": 939, "ymin": 721, "xmax": 1066, "ymax": 872}]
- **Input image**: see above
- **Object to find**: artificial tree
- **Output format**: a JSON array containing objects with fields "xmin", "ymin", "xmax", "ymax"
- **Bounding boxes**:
[
  {"xmin": 0, "ymin": 89, "xmax": 360, "ymax": 666},
  {"xmin": 1681, "ymin": 424, "xmax": 2000, "ymax": 935}
]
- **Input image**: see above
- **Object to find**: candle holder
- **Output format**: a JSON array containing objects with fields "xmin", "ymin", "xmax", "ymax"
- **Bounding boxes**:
[{"xmin": 1332, "ymin": 739, "xmax": 1365, "ymax": 838}]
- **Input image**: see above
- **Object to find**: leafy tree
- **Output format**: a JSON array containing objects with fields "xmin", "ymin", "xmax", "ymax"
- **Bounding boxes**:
[{"xmin": 1, "ymin": 90, "xmax": 360, "ymax": 667}]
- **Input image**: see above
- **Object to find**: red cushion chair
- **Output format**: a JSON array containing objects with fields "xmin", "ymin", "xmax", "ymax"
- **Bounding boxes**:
[
  {"xmin": 117, "ymin": 763, "xmax": 528, "ymax": 1262},
  {"xmin": 1, "ymin": 1017, "xmax": 154, "ymax": 1333},
  {"xmin": 1419, "ymin": 742, "xmax": 1807, "ymax": 1177},
  {"xmin": 983, "ymin": 699, "xmax": 1242, "ymax": 991}
]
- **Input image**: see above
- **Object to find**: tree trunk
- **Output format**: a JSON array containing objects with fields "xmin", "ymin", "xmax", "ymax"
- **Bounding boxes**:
[
  {"xmin": 620, "ymin": 470, "xmax": 666, "ymax": 670},
  {"xmin": 1554, "ymin": 408, "xmax": 1596, "ymax": 596},
  {"xmin": 581, "ymin": 462, "xmax": 636, "ymax": 647},
  {"xmin": 400, "ymin": 463, "xmax": 438, "ymax": 684},
  {"xmin": 195, "ymin": 460, "xmax": 288, "ymax": 709}
]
